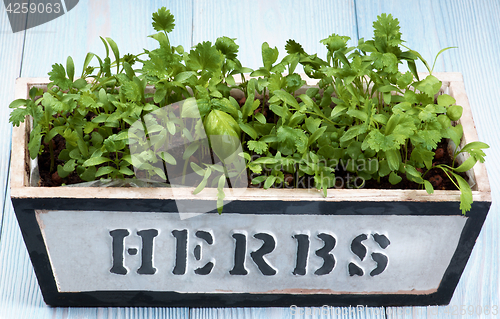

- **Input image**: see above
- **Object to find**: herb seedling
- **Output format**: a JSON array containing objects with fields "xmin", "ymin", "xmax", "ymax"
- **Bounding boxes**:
[{"xmin": 9, "ymin": 9, "xmax": 488, "ymax": 214}]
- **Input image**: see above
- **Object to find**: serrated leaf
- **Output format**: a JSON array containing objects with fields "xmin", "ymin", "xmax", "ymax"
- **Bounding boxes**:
[
  {"xmin": 48, "ymin": 63, "xmax": 71, "ymax": 90},
  {"xmin": 247, "ymin": 140, "xmax": 268, "ymax": 155},
  {"xmin": 28, "ymin": 124, "xmax": 42, "ymax": 159},
  {"xmin": 453, "ymin": 172, "xmax": 473, "ymax": 214},
  {"xmin": 320, "ymin": 33, "xmax": 350, "ymax": 52},
  {"xmin": 188, "ymin": 41, "xmax": 223, "ymax": 73},
  {"xmin": 373, "ymin": 13, "xmax": 402, "ymax": 46},
  {"xmin": 215, "ymin": 36, "xmax": 239, "ymax": 60},
  {"xmin": 362, "ymin": 129, "xmax": 395, "ymax": 152},
  {"xmin": 9, "ymin": 107, "xmax": 29, "ymax": 126},
  {"xmin": 152, "ymin": 7, "xmax": 175, "ymax": 33},
  {"xmin": 285, "ymin": 39, "xmax": 306, "ymax": 55},
  {"xmin": 414, "ymin": 75, "xmax": 442, "ymax": 98}
]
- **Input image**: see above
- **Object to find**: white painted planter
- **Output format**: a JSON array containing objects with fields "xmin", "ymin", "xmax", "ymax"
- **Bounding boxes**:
[{"xmin": 10, "ymin": 73, "xmax": 491, "ymax": 307}]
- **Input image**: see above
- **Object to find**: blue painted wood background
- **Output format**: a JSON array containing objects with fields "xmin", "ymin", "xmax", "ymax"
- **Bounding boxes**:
[{"xmin": 1, "ymin": 0, "xmax": 499, "ymax": 318}]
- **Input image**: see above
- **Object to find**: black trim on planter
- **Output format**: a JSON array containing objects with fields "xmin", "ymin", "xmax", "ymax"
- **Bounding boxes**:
[{"xmin": 11, "ymin": 197, "xmax": 490, "ymax": 307}]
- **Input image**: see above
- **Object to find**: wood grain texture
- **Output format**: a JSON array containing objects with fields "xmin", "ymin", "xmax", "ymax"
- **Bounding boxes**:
[
  {"xmin": 1, "ymin": 0, "xmax": 500, "ymax": 318},
  {"xmin": 355, "ymin": 1, "xmax": 500, "ymax": 318},
  {"xmin": 1, "ymin": 1, "xmax": 191, "ymax": 318},
  {"xmin": 192, "ymin": 0, "xmax": 358, "ymax": 70},
  {"xmin": 0, "ymin": 7, "xmax": 25, "ymax": 234},
  {"xmin": 20, "ymin": 0, "xmax": 193, "ymax": 78}
]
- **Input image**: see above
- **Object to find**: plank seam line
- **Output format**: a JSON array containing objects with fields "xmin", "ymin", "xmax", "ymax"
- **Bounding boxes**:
[
  {"xmin": 0, "ymin": 133, "xmax": 11, "ymax": 245},
  {"xmin": 190, "ymin": 0, "xmax": 194, "ymax": 48},
  {"xmin": 18, "ymin": 1, "xmax": 30, "ymax": 77},
  {"xmin": 353, "ymin": 0, "xmax": 360, "ymax": 43}
]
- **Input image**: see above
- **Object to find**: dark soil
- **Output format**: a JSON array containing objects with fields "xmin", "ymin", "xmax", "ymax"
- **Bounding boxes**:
[{"xmin": 38, "ymin": 134, "xmax": 84, "ymax": 186}]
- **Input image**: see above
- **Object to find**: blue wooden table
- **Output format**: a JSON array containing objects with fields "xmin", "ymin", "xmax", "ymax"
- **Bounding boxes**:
[{"xmin": 1, "ymin": 1, "xmax": 499, "ymax": 318}]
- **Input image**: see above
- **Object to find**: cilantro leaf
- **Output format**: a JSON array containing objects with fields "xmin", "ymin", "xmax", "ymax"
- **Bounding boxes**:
[
  {"xmin": 277, "ymin": 125, "xmax": 308, "ymax": 155},
  {"xmin": 320, "ymin": 34, "xmax": 350, "ymax": 52},
  {"xmin": 373, "ymin": 13, "xmax": 402, "ymax": 47},
  {"xmin": 414, "ymin": 75, "xmax": 442, "ymax": 97},
  {"xmin": 9, "ymin": 107, "xmax": 29, "ymax": 126},
  {"xmin": 48, "ymin": 63, "xmax": 71, "ymax": 90},
  {"xmin": 362, "ymin": 129, "xmax": 396, "ymax": 152},
  {"xmin": 215, "ymin": 36, "xmax": 239, "ymax": 61},
  {"xmin": 247, "ymin": 140, "xmax": 269, "ymax": 155},
  {"xmin": 121, "ymin": 80, "xmax": 142, "ymax": 102},
  {"xmin": 371, "ymin": 52, "xmax": 398, "ymax": 73},
  {"xmin": 187, "ymin": 41, "xmax": 223, "ymax": 73},
  {"xmin": 152, "ymin": 7, "xmax": 175, "ymax": 33},
  {"xmin": 285, "ymin": 39, "xmax": 306, "ymax": 55}
]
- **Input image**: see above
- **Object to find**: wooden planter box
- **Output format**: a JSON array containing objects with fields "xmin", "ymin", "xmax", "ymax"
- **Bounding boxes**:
[{"xmin": 10, "ymin": 73, "xmax": 491, "ymax": 307}]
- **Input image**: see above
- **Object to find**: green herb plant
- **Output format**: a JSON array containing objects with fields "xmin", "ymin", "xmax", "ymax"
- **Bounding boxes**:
[{"xmin": 9, "ymin": 9, "xmax": 488, "ymax": 214}]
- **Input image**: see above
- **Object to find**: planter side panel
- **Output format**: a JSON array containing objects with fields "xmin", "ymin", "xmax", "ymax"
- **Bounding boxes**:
[{"xmin": 12, "ymin": 197, "xmax": 490, "ymax": 307}]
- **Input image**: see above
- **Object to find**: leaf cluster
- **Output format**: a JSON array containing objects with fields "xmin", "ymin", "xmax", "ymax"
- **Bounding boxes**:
[{"xmin": 9, "ymin": 9, "xmax": 488, "ymax": 214}]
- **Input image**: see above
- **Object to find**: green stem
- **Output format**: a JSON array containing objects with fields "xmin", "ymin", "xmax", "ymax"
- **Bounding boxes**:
[{"xmin": 49, "ymin": 139, "xmax": 55, "ymax": 172}]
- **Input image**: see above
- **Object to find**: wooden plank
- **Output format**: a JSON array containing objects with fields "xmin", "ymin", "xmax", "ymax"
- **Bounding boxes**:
[
  {"xmin": 1, "ymin": 1, "xmax": 192, "ymax": 318},
  {"xmin": 2, "ymin": 0, "xmax": 498, "ymax": 317},
  {"xmin": 355, "ymin": 1, "xmax": 500, "ymax": 318},
  {"xmin": 192, "ymin": 0, "xmax": 358, "ymax": 70},
  {"xmin": 20, "ymin": 0, "xmax": 193, "ymax": 78},
  {"xmin": 0, "ymin": 195, "xmax": 55, "ymax": 319},
  {"xmin": 0, "ymin": 5, "xmax": 25, "ymax": 235}
]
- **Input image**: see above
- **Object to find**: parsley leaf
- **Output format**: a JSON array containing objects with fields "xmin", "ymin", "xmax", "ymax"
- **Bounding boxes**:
[
  {"xmin": 373, "ymin": 13, "xmax": 402, "ymax": 47},
  {"xmin": 187, "ymin": 41, "xmax": 223, "ymax": 73},
  {"xmin": 48, "ymin": 63, "xmax": 71, "ymax": 90},
  {"xmin": 215, "ymin": 36, "xmax": 239, "ymax": 61},
  {"xmin": 247, "ymin": 140, "xmax": 269, "ymax": 155},
  {"xmin": 152, "ymin": 7, "xmax": 175, "ymax": 33},
  {"xmin": 285, "ymin": 39, "xmax": 306, "ymax": 55}
]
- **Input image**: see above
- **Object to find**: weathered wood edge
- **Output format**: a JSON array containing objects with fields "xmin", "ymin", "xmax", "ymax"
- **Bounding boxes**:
[{"xmin": 10, "ymin": 74, "xmax": 492, "ymax": 203}]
